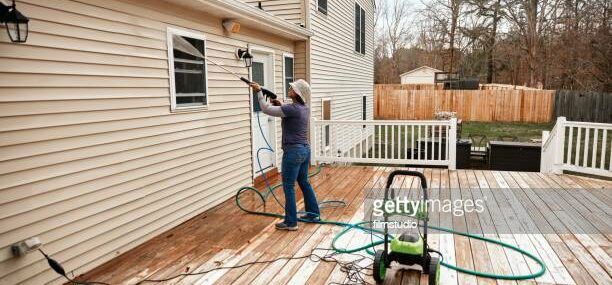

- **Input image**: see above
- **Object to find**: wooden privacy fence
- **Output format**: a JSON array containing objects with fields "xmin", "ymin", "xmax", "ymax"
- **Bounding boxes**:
[
  {"xmin": 554, "ymin": 90, "xmax": 612, "ymax": 123},
  {"xmin": 375, "ymin": 85, "xmax": 555, "ymax": 123}
]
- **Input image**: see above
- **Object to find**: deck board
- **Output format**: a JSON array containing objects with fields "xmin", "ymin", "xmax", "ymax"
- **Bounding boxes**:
[{"xmin": 78, "ymin": 167, "xmax": 612, "ymax": 285}]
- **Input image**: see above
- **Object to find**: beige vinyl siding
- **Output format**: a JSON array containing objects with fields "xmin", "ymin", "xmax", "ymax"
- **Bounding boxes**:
[
  {"xmin": 294, "ymin": 40, "xmax": 309, "ymax": 81},
  {"xmin": 244, "ymin": 0, "xmax": 305, "ymax": 26},
  {"xmin": 308, "ymin": 0, "xmax": 374, "ymax": 151},
  {"xmin": 0, "ymin": 0, "xmax": 296, "ymax": 284}
]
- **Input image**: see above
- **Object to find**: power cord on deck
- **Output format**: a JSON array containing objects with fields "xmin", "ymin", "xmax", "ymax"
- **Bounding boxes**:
[
  {"xmin": 134, "ymin": 247, "xmax": 374, "ymax": 285},
  {"xmin": 42, "ymin": 246, "xmax": 375, "ymax": 285},
  {"xmin": 38, "ymin": 249, "xmax": 110, "ymax": 285}
]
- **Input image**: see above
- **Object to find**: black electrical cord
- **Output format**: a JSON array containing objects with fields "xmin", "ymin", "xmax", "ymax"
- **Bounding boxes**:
[
  {"xmin": 41, "ymin": 246, "xmax": 375, "ymax": 285},
  {"xmin": 134, "ymin": 247, "xmax": 374, "ymax": 285},
  {"xmin": 38, "ymin": 249, "xmax": 110, "ymax": 285}
]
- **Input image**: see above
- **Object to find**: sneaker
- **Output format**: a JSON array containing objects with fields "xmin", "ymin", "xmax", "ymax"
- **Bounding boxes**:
[
  {"xmin": 275, "ymin": 222, "xmax": 298, "ymax": 231},
  {"xmin": 299, "ymin": 215, "xmax": 321, "ymax": 222}
]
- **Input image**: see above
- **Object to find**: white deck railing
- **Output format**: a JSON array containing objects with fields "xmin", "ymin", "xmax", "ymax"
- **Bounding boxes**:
[
  {"xmin": 541, "ymin": 117, "xmax": 612, "ymax": 177},
  {"xmin": 311, "ymin": 119, "xmax": 457, "ymax": 169}
]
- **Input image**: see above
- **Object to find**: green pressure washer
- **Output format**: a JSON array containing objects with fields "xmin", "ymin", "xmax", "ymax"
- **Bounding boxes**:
[{"xmin": 373, "ymin": 170, "xmax": 440, "ymax": 284}]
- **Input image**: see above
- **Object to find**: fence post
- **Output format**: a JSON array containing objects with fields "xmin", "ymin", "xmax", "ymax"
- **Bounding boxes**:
[
  {"xmin": 448, "ymin": 118, "xmax": 457, "ymax": 170},
  {"xmin": 552, "ymin": 117, "xmax": 566, "ymax": 174},
  {"xmin": 310, "ymin": 118, "xmax": 316, "ymax": 165}
]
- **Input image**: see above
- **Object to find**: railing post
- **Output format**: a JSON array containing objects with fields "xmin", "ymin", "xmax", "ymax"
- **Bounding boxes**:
[
  {"xmin": 540, "ymin": 130, "xmax": 550, "ymax": 172},
  {"xmin": 552, "ymin": 117, "xmax": 566, "ymax": 174},
  {"xmin": 310, "ymin": 118, "xmax": 316, "ymax": 165},
  {"xmin": 448, "ymin": 118, "xmax": 457, "ymax": 170}
]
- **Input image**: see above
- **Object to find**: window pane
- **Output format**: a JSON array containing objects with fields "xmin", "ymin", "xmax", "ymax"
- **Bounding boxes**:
[
  {"xmin": 252, "ymin": 62, "xmax": 264, "ymax": 112},
  {"xmin": 355, "ymin": 4, "xmax": 360, "ymax": 52},
  {"xmin": 175, "ymin": 72, "xmax": 205, "ymax": 94},
  {"xmin": 360, "ymin": 8, "xmax": 366, "ymax": 54},
  {"xmin": 318, "ymin": 0, "xmax": 327, "ymax": 14},
  {"xmin": 173, "ymin": 35, "xmax": 206, "ymax": 107},
  {"xmin": 284, "ymin": 57, "xmax": 294, "ymax": 97}
]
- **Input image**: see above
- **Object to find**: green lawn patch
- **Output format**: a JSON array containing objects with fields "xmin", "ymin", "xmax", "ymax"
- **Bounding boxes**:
[{"xmin": 460, "ymin": 121, "xmax": 554, "ymax": 142}]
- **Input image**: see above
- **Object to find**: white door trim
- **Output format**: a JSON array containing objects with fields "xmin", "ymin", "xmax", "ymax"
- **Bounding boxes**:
[{"xmin": 248, "ymin": 45, "xmax": 278, "ymax": 177}]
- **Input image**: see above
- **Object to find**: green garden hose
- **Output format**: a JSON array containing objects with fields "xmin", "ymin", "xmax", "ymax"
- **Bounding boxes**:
[{"xmin": 237, "ymin": 165, "xmax": 546, "ymax": 281}]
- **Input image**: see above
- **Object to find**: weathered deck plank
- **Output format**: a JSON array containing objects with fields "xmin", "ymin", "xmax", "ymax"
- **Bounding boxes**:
[{"xmin": 77, "ymin": 167, "xmax": 611, "ymax": 285}]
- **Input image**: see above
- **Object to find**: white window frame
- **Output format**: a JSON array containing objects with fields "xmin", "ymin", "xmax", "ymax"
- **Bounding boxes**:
[
  {"xmin": 282, "ymin": 52, "xmax": 294, "ymax": 101},
  {"xmin": 166, "ymin": 26, "xmax": 209, "ymax": 112}
]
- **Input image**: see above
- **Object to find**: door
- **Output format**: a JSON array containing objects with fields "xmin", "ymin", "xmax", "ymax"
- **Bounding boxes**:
[{"xmin": 251, "ymin": 50, "xmax": 276, "ymax": 175}]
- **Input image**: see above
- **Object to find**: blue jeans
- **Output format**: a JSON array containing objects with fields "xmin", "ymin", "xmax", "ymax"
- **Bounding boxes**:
[{"xmin": 281, "ymin": 145, "xmax": 320, "ymax": 226}]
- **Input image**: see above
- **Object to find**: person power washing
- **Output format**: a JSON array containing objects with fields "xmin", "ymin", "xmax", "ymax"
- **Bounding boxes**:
[{"xmin": 249, "ymin": 79, "xmax": 321, "ymax": 231}]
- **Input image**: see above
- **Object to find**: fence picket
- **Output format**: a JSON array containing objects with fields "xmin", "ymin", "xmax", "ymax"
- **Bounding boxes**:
[{"xmin": 375, "ymin": 85, "xmax": 555, "ymax": 123}]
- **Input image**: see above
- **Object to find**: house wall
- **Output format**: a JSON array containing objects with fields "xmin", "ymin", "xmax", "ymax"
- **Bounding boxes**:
[
  {"xmin": 308, "ymin": 0, "xmax": 375, "ymax": 152},
  {"xmin": 243, "ymin": 0, "xmax": 306, "ymax": 26},
  {"xmin": 400, "ymin": 68, "xmax": 437, "ymax": 84},
  {"xmin": 0, "ymin": 0, "xmax": 299, "ymax": 284}
]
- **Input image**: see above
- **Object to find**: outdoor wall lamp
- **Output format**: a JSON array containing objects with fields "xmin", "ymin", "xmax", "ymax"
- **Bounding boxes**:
[
  {"xmin": 237, "ymin": 48, "xmax": 253, "ymax": 68},
  {"xmin": 0, "ymin": 0, "xmax": 29, "ymax": 43}
]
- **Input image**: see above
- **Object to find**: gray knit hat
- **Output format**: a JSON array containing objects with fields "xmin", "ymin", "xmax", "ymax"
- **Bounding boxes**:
[{"xmin": 289, "ymin": 79, "xmax": 310, "ymax": 103}]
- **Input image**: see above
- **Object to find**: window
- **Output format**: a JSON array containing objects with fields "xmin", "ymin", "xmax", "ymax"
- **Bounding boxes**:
[
  {"xmin": 283, "ymin": 54, "xmax": 294, "ymax": 100},
  {"xmin": 322, "ymin": 99, "xmax": 331, "ymax": 147},
  {"xmin": 318, "ymin": 0, "xmax": 328, "ymax": 15},
  {"xmin": 354, "ymin": 3, "xmax": 366, "ymax": 54},
  {"xmin": 167, "ymin": 27, "xmax": 208, "ymax": 111}
]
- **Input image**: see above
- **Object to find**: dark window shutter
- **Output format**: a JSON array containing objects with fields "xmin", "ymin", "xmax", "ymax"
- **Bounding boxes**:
[
  {"xmin": 362, "ymin": 96, "xmax": 367, "ymax": 120},
  {"xmin": 360, "ymin": 8, "xmax": 366, "ymax": 54},
  {"xmin": 355, "ymin": 3, "xmax": 360, "ymax": 52}
]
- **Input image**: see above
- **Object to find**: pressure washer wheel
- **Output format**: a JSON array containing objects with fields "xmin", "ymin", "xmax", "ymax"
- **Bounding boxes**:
[
  {"xmin": 428, "ymin": 256, "xmax": 441, "ymax": 285},
  {"xmin": 373, "ymin": 250, "xmax": 387, "ymax": 283}
]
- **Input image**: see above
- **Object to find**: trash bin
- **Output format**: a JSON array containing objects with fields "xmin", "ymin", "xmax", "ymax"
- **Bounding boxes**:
[{"xmin": 456, "ymin": 139, "xmax": 471, "ymax": 169}]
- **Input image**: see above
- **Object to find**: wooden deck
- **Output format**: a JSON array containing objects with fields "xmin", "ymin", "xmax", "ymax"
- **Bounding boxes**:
[{"xmin": 79, "ymin": 166, "xmax": 612, "ymax": 285}]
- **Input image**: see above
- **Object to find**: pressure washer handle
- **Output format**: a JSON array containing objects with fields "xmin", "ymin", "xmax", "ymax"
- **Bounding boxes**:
[
  {"xmin": 384, "ymin": 170, "xmax": 428, "ymax": 200},
  {"xmin": 385, "ymin": 170, "xmax": 427, "ymax": 189},
  {"xmin": 241, "ymin": 77, "xmax": 278, "ymax": 100}
]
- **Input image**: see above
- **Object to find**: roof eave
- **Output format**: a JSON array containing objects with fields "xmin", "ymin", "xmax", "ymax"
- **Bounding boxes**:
[{"xmin": 193, "ymin": 0, "xmax": 313, "ymax": 40}]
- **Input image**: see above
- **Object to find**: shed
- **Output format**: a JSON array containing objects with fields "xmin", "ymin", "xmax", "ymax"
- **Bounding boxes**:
[{"xmin": 400, "ymin": 66, "xmax": 442, "ymax": 84}]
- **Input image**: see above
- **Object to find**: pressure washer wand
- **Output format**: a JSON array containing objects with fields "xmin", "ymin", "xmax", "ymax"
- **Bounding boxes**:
[{"xmin": 172, "ymin": 35, "xmax": 277, "ymax": 99}]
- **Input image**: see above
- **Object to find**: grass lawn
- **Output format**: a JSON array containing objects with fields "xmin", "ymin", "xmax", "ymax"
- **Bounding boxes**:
[{"xmin": 460, "ymin": 121, "xmax": 554, "ymax": 142}]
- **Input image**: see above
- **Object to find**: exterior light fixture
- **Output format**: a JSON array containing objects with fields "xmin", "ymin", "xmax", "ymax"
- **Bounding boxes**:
[
  {"xmin": 237, "ymin": 48, "xmax": 253, "ymax": 68},
  {"xmin": 222, "ymin": 19, "xmax": 240, "ymax": 34},
  {"xmin": 0, "ymin": 0, "xmax": 29, "ymax": 43}
]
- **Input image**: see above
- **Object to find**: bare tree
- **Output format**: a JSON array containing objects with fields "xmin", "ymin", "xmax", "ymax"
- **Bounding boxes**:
[
  {"xmin": 383, "ymin": 0, "xmax": 414, "ymax": 78},
  {"xmin": 422, "ymin": 0, "xmax": 465, "ymax": 72},
  {"xmin": 373, "ymin": 0, "xmax": 611, "ymax": 91}
]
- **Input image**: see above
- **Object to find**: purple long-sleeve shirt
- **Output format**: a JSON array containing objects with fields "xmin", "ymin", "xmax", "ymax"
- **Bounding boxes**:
[{"xmin": 256, "ymin": 91, "xmax": 309, "ymax": 147}]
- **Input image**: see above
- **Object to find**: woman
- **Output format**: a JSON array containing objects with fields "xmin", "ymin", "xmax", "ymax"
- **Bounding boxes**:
[{"xmin": 250, "ymin": 79, "xmax": 320, "ymax": 231}]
